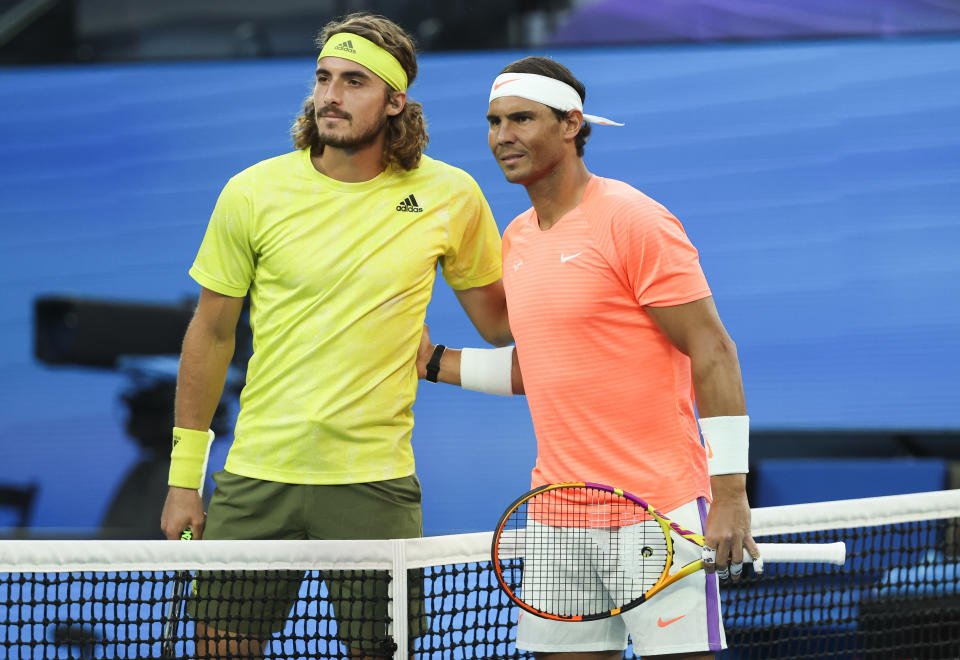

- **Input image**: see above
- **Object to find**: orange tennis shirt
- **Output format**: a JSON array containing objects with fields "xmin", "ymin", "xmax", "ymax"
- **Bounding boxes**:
[{"xmin": 502, "ymin": 176, "xmax": 712, "ymax": 512}]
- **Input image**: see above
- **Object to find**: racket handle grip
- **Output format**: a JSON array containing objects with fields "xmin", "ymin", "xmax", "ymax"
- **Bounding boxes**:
[
  {"xmin": 179, "ymin": 528, "xmax": 194, "ymax": 541},
  {"xmin": 752, "ymin": 541, "xmax": 846, "ymax": 565}
]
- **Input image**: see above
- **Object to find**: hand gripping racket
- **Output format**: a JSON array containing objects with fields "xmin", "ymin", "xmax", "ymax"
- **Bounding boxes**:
[{"xmin": 491, "ymin": 482, "xmax": 846, "ymax": 621}]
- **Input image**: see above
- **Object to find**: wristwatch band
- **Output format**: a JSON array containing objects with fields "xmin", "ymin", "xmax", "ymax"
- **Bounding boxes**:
[{"xmin": 426, "ymin": 344, "xmax": 446, "ymax": 383}]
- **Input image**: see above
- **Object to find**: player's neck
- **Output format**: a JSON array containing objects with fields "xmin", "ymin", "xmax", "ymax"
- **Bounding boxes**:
[
  {"xmin": 310, "ymin": 137, "xmax": 386, "ymax": 183},
  {"xmin": 526, "ymin": 158, "xmax": 591, "ymax": 231}
]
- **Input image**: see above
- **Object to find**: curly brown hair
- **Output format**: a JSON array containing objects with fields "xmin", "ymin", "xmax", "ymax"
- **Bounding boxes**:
[
  {"xmin": 500, "ymin": 56, "xmax": 592, "ymax": 157},
  {"xmin": 291, "ymin": 13, "xmax": 428, "ymax": 171}
]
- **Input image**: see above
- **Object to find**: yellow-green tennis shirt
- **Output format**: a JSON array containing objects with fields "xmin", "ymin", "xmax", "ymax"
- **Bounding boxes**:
[{"xmin": 189, "ymin": 149, "xmax": 502, "ymax": 484}]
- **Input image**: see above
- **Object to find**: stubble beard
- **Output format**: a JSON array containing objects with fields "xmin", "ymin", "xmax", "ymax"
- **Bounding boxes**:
[{"xmin": 315, "ymin": 108, "xmax": 388, "ymax": 152}]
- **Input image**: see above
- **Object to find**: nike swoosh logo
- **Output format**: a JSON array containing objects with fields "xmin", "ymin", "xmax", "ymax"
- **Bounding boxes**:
[
  {"xmin": 657, "ymin": 615, "xmax": 686, "ymax": 627},
  {"xmin": 493, "ymin": 78, "xmax": 520, "ymax": 90},
  {"xmin": 704, "ymin": 439, "xmax": 714, "ymax": 459},
  {"xmin": 560, "ymin": 252, "xmax": 582, "ymax": 263}
]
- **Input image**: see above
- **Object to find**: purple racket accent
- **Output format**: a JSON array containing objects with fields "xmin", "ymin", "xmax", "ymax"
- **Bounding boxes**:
[
  {"xmin": 581, "ymin": 482, "xmax": 702, "ymax": 537},
  {"xmin": 668, "ymin": 520, "xmax": 701, "ymax": 537}
]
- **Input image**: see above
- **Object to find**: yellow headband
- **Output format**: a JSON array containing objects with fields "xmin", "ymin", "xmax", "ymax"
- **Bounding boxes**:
[{"xmin": 317, "ymin": 32, "xmax": 408, "ymax": 91}]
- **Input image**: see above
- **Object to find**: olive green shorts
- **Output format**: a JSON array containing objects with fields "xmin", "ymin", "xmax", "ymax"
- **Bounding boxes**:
[{"xmin": 187, "ymin": 470, "xmax": 426, "ymax": 654}]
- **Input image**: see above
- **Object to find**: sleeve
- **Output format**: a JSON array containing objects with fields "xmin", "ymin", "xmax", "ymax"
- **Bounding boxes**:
[
  {"xmin": 611, "ymin": 199, "xmax": 711, "ymax": 307},
  {"xmin": 188, "ymin": 176, "xmax": 256, "ymax": 298},
  {"xmin": 501, "ymin": 220, "xmax": 514, "ymax": 267},
  {"xmin": 439, "ymin": 176, "xmax": 503, "ymax": 291}
]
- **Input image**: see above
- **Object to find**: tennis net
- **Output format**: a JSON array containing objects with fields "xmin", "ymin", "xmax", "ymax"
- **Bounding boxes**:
[{"xmin": 1, "ymin": 489, "xmax": 958, "ymax": 659}]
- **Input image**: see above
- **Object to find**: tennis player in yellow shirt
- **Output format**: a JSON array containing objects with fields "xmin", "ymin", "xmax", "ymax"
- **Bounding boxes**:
[{"xmin": 159, "ymin": 13, "xmax": 510, "ymax": 658}]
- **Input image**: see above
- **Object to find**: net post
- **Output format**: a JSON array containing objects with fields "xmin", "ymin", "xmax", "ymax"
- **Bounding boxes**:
[{"xmin": 391, "ymin": 538, "xmax": 409, "ymax": 660}]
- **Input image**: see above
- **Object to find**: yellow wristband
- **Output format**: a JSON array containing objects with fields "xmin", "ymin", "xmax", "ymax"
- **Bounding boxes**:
[{"xmin": 169, "ymin": 427, "xmax": 214, "ymax": 489}]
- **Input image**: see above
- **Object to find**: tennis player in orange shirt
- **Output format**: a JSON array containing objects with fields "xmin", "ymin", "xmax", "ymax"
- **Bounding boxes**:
[{"xmin": 419, "ymin": 56, "xmax": 758, "ymax": 659}]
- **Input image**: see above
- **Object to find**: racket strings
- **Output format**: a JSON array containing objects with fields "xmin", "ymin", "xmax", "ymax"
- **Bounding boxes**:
[{"xmin": 498, "ymin": 486, "xmax": 670, "ymax": 618}]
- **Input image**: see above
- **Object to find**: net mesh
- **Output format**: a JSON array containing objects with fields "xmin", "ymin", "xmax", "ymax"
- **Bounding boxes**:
[
  {"xmin": 724, "ymin": 518, "xmax": 960, "ymax": 659},
  {"xmin": 1, "ymin": 490, "xmax": 958, "ymax": 659}
]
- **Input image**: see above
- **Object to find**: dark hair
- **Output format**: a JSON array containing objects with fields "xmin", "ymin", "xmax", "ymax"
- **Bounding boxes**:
[
  {"xmin": 291, "ymin": 12, "xmax": 428, "ymax": 171},
  {"xmin": 500, "ymin": 56, "xmax": 591, "ymax": 157}
]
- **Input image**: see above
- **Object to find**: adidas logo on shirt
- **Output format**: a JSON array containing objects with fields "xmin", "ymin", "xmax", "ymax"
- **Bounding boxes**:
[
  {"xmin": 396, "ymin": 194, "xmax": 423, "ymax": 213},
  {"xmin": 334, "ymin": 40, "xmax": 356, "ymax": 53}
]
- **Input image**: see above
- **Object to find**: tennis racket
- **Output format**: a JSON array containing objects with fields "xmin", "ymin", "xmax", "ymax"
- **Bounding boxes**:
[{"xmin": 491, "ymin": 482, "xmax": 846, "ymax": 621}]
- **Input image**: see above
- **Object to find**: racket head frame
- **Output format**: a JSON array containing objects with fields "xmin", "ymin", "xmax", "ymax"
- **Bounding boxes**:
[{"xmin": 491, "ymin": 481, "xmax": 697, "ymax": 621}]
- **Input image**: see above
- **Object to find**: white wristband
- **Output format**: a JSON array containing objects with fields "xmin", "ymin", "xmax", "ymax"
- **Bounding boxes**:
[
  {"xmin": 699, "ymin": 415, "xmax": 749, "ymax": 476},
  {"xmin": 460, "ymin": 346, "xmax": 514, "ymax": 396}
]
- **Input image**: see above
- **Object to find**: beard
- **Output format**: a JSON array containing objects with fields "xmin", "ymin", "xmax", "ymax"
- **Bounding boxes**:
[{"xmin": 315, "ymin": 105, "xmax": 388, "ymax": 151}]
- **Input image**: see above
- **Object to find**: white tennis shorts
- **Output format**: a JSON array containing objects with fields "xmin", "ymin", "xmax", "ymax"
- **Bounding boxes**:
[{"xmin": 515, "ymin": 497, "xmax": 726, "ymax": 655}]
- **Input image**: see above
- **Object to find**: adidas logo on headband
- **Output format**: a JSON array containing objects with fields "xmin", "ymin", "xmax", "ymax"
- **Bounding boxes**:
[{"xmin": 318, "ymin": 32, "xmax": 408, "ymax": 91}]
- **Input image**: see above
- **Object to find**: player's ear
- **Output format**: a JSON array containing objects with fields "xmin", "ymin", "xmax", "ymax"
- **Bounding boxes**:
[
  {"xmin": 386, "ymin": 90, "xmax": 406, "ymax": 117},
  {"xmin": 562, "ymin": 110, "xmax": 584, "ymax": 143}
]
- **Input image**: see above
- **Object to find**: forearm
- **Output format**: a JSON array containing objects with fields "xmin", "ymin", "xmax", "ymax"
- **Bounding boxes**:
[
  {"xmin": 175, "ymin": 320, "xmax": 235, "ymax": 430},
  {"xmin": 689, "ymin": 335, "xmax": 745, "ymax": 418},
  {"xmin": 690, "ymin": 336, "xmax": 750, "ymax": 478},
  {"xmin": 426, "ymin": 344, "xmax": 524, "ymax": 395},
  {"xmin": 699, "ymin": 346, "xmax": 752, "ymax": 568},
  {"xmin": 432, "ymin": 346, "xmax": 462, "ymax": 386}
]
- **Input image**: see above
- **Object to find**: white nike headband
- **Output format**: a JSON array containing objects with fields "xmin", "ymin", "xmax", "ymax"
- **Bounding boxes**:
[{"xmin": 489, "ymin": 72, "xmax": 624, "ymax": 127}]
